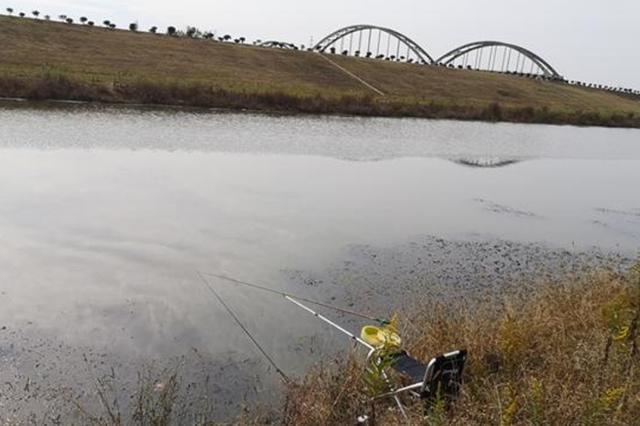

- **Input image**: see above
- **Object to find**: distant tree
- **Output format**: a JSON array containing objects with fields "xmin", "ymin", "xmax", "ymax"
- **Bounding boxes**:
[
  {"xmin": 109, "ymin": 23, "xmax": 115, "ymax": 29},
  {"xmin": 167, "ymin": 26, "xmax": 176, "ymax": 36},
  {"xmin": 204, "ymin": 32, "xmax": 213, "ymax": 39},
  {"xmin": 239, "ymin": 36, "xmax": 246, "ymax": 43},
  {"xmin": 341, "ymin": 50, "xmax": 348, "ymax": 55},
  {"xmin": 354, "ymin": 50, "xmax": 360, "ymax": 57},
  {"xmin": 87, "ymin": 21, "xmax": 94, "ymax": 26},
  {"xmin": 366, "ymin": 52, "xmax": 372, "ymax": 58},
  {"xmin": 149, "ymin": 26, "xmax": 157, "ymax": 33},
  {"xmin": 329, "ymin": 47, "xmax": 336, "ymax": 54},
  {"xmin": 18, "ymin": 12, "xmax": 25, "ymax": 17},
  {"xmin": 79, "ymin": 16, "xmax": 87, "ymax": 24},
  {"xmin": 217, "ymin": 37, "xmax": 224, "ymax": 42},
  {"xmin": 233, "ymin": 38, "xmax": 240, "ymax": 43},
  {"xmin": 103, "ymin": 20, "xmax": 110, "ymax": 27},
  {"xmin": 129, "ymin": 22, "xmax": 138, "ymax": 32},
  {"xmin": 65, "ymin": 17, "xmax": 73, "ymax": 24},
  {"xmin": 31, "ymin": 10, "xmax": 39, "ymax": 18},
  {"xmin": 5, "ymin": 7, "xmax": 13, "ymax": 15},
  {"xmin": 44, "ymin": 15, "xmax": 50, "ymax": 20},
  {"xmin": 223, "ymin": 34, "xmax": 231, "ymax": 41},
  {"xmin": 186, "ymin": 26, "xmax": 196, "ymax": 37},
  {"xmin": 58, "ymin": 14, "xmax": 66, "ymax": 21}
]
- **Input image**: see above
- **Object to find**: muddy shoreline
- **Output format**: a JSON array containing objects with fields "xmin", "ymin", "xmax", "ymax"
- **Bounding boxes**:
[{"xmin": 1, "ymin": 236, "xmax": 635, "ymax": 422}]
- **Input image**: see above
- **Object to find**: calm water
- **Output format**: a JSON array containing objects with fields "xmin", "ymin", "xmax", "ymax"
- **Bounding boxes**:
[{"xmin": 1, "ymin": 104, "xmax": 639, "ymax": 418}]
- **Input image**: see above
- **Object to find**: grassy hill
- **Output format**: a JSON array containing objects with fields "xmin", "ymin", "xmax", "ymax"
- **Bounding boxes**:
[{"xmin": 1, "ymin": 15, "xmax": 639, "ymax": 127}]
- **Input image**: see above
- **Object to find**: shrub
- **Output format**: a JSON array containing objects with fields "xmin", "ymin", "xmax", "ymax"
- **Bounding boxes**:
[{"xmin": 129, "ymin": 22, "xmax": 138, "ymax": 32}]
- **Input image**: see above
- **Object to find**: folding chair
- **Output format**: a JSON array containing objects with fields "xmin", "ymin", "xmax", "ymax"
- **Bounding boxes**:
[{"xmin": 372, "ymin": 349, "xmax": 467, "ymax": 406}]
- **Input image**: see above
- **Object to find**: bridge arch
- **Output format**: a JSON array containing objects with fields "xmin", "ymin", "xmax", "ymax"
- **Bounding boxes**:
[
  {"xmin": 436, "ymin": 41, "xmax": 562, "ymax": 79},
  {"xmin": 314, "ymin": 25, "xmax": 435, "ymax": 64}
]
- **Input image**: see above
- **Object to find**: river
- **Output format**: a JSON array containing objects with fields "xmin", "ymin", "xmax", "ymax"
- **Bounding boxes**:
[{"xmin": 0, "ymin": 103, "xmax": 639, "ymax": 421}]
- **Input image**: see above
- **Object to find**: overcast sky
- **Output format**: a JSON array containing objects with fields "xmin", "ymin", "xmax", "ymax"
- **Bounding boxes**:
[{"xmin": 8, "ymin": 0, "xmax": 640, "ymax": 88}]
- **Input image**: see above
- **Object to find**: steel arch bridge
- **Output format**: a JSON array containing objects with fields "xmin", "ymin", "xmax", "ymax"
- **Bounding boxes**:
[
  {"xmin": 436, "ymin": 41, "xmax": 562, "ymax": 79},
  {"xmin": 314, "ymin": 25, "xmax": 435, "ymax": 64}
]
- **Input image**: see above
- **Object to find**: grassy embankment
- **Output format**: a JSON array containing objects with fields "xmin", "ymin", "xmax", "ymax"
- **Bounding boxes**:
[
  {"xmin": 281, "ymin": 264, "xmax": 640, "ymax": 425},
  {"xmin": 1, "ymin": 15, "xmax": 640, "ymax": 127}
]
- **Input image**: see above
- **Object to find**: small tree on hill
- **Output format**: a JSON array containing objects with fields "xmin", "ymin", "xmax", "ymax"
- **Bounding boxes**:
[
  {"xmin": 6, "ymin": 7, "xmax": 13, "ymax": 15},
  {"xmin": 129, "ymin": 22, "xmax": 138, "ymax": 32},
  {"xmin": 44, "ymin": 15, "xmax": 50, "ymax": 20},
  {"xmin": 186, "ymin": 26, "xmax": 196, "ymax": 37},
  {"xmin": 167, "ymin": 26, "xmax": 176, "ymax": 36},
  {"xmin": 31, "ymin": 10, "xmax": 39, "ymax": 18},
  {"xmin": 18, "ymin": 12, "xmax": 25, "ymax": 17},
  {"xmin": 66, "ymin": 18, "xmax": 73, "ymax": 24},
  {"xmin": 58, "ymin": 14, "xmax": 66, "ymax": 21},
  {"xmin": 80, "ymin": 16, "xmax": 87, "ymax": 24},
  {"xmin": 103, "ymin": 20, "xmax": 110, "ymax": 27},
  {"xmin": 149, "ymin": 26, "xmax": 157, "ymax": 34},
  {"xmin": 109, "ymin": 23, "xmax": 115, "ymax": 29},
  {"xmin": 223, "ymin": 34, "xmax": 231, "ymax": 41},
  {"xmin": 87, "ymin": 21, "xmax": 94, "ymax": 26}
]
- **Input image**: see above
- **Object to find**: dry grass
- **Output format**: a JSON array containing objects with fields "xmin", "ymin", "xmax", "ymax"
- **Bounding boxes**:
[
  {"xmin": 280, "ymin": 264, "xmax": 640, "ymax": 425},
  {"xmin": 1, "ymin": 15, "xmax": 640, "ymax": 127}
]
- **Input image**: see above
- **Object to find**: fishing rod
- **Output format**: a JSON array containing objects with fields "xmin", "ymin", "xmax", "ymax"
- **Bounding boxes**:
[
  {"xmin": 196, "ymin": 271, "xmax": 291, "ymax": 383},
  {"xmin": 201, "ymin": 272, "xmax": 390, "ymax": 325},
  {"xmin": 198, "ymin": 271, "xmax": 408, "ymax": 420}
]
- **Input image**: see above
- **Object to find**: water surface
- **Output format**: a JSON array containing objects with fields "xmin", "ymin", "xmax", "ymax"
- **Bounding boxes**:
[{"xmin": 0, "ymin": 104, "xmax": 639, "ymax": 419}]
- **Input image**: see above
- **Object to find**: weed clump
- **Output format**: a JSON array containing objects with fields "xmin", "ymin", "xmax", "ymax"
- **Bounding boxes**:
[{"xmin": 280, "ymin": 264, "xmax": 640, "ymax": 425}]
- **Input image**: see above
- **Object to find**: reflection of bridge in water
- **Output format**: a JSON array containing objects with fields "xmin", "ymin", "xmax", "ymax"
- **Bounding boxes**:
[
  {"xmin": 311, "ymin": 25, "xmax": 563, "ymax": 79},
  {"xmin": 452, "ymin": 158, "xmax": 524, "ymax": 168}
]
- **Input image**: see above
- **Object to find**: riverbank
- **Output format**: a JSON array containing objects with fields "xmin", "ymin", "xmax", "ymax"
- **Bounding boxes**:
[
  {"xmin": 282, "ymin": 263, "xmax": 640, "ymax": 425},
  {"xmin": 2, "ymin": 15, "xmax": 640, "ymax": 128},
  {"xmin": 2, "ymin": 236, "xmax": 637, "ymax": 424}
]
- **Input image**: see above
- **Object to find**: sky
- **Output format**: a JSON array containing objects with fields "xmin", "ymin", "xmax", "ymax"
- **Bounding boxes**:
[{"xmin": 7, "ymin": 0, "xmax": 640, "ymax": 89}]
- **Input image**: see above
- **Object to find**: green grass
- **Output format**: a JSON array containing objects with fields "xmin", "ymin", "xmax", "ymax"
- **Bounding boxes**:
[{"xmin": 1, "ymin": 15, "xmax": 640, "ymax": 127}]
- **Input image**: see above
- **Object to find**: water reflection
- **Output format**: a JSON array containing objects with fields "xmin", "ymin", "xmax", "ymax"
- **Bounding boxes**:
[
  {"xmin": 0, "ymin": 104, "xmax": 639, "ymax": 420},
  {"xmin": 453, "ymin": 157, "xmax": 523, "ymax": 168}
]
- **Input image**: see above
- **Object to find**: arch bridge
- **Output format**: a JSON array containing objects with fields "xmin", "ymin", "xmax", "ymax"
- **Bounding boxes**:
[
  {"xmin": 436, "ymin": 41, "xmax": 562, "ymax": 79},
  {"xmin": 314, "ymin": 25, "xmax": 435, "ymax": 64}
]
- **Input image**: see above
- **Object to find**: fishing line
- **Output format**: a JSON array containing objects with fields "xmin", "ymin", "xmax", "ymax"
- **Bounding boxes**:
[
  {"xmin": 200, "ymin": 271, "xmax": 389, "ymax": 325},
  {"xmin": 196, "ymin": 271, "xmax": 291, "ymax": 383}
]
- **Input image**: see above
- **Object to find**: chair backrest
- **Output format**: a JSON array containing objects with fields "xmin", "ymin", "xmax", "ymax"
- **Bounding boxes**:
[{"xmin": 420, "ymin": 350, "xmax": 467, "ymax": 402}]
